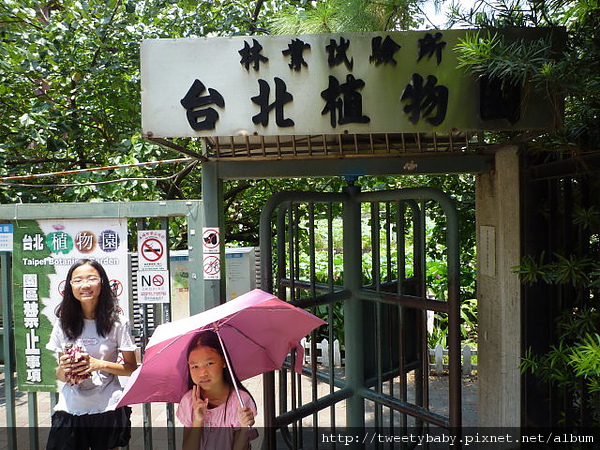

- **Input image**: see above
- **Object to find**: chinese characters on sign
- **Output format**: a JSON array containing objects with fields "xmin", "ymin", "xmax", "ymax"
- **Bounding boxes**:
[
  {"xmin": 22, "ymin": 273, "xmax": 41, "ymax": 383},
  {"xmin": 180, "ymin": 79, "xmax": 225, "ymax": 131},
  {"xmin": 177, "ymin": 33, "xmax": 449, "ymax": 133}
]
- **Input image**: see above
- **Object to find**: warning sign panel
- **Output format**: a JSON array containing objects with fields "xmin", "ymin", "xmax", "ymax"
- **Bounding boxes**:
[
  {"xmin": 138, "ymin": 230, "xmax": 167, "ymax": 271},
  {"xmin": 0, "ymin": 223, "xmax": 13, "ymax": 252},
  {"xmin": 137, "ymin": 270, "xmax": 170, "ymax": 303},
  {"xmin": 203, "ymin": 254, "xmax": 221, "ymax": 280},
  {"xmin": 202, "ymin": 227, "xmax": 220, "ymax": 254}
]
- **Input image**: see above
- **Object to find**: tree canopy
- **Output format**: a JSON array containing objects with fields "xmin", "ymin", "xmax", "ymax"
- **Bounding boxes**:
[
  {"xmin": 0, "ymin": 0, "xmax": 434, "ymax": 245},
  {"xmin": 0, "ymin": 0, "xmax": 284, "ymax": 204},
  {"xmin": 1, "ymin": 0, "xmax": 598, "ymax": 247},
  {"xmin": 450, "ymin": 0, "xmax": 599, "ymax": 155}
]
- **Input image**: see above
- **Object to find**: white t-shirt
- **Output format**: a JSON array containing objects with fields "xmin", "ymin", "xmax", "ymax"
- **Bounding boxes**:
[{"xmin": 46, "ymin": 315, "xmax": 137, "ymax": 415}]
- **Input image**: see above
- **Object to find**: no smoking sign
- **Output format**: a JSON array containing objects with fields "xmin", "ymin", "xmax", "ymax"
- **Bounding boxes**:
[
  {"xmin": 137, "ymin": 270, "xmax": 169, "ymax": 304},
  {"xmin": 138, "ymin": 230, "xmax": 167, "ymax": 270},
  {"xmin": 142, "ymin": 238, "xmax": 163, "ymax": 262}
]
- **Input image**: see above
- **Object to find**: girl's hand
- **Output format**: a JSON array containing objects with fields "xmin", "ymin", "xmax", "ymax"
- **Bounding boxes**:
[
  {"xmin": 237, "ymin": 405, "xmax": 255, "ymax": 428},
  {"xmin": 86, "ymin": 354, "xmax": 104, "ymax": 373},
  {"xmin": 59, "ymin": 352, "xmax": 92, "ymax": 385},
  {"xmin": 70, "ymin": 352, "xmax": 92, "ymax": 376},
  {"xmin": 71, "ymin": 353, "xmax": 105, "ymax": 375},
  {"xmin": 58, "ymin": 353, "xmax": 76, "ymax": 384},
  {"xmin": 191, "ymin": 384, "xmax": 209, "ymax": 427}
]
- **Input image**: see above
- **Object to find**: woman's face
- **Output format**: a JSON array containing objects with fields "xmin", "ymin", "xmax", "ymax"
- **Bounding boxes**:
[
  {"xmin": 188, "ymin": 345, "xmax": 226, "ymax": 392},
  {"xmin": 70, "ymin": 264, "xmax": 102, "ymax": 313}
]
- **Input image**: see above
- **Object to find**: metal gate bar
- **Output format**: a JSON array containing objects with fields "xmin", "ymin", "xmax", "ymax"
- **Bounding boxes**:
[
  {"xmin": 1, "ymin": 252, "xmax": 16, "ymax": 449},
  {"xmin": 360, "ymin": 188, "xmax": 462, "ymax": 429}
]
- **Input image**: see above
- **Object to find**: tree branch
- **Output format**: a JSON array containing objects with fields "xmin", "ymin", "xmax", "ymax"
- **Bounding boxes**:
[
  {"xmin": 166, "ymin": 159, "xmax": 200, "ymax": 199},
  {"xmin": 250, "ymin": 0, "xmax": 265, "ymax": 34}
]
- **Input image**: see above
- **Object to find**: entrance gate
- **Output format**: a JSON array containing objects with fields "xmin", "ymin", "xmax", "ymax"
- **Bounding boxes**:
[
  {"xmin": 0, "ymin": 188, "xmax": 464, "ymax": 450},
  {"xmin": 258, "ymin": 184, "xmax": 461, "ymax": 448}
]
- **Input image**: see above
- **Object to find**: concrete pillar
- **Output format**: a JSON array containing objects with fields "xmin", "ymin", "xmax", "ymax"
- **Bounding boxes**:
[{"xmin": 475, "ymin": 145, "xmax": 521, "ymax": 427}]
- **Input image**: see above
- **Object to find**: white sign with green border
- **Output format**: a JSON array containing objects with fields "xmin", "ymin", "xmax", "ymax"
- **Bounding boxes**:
[{"xmin": 12, "ymin": 219, "xmax": 129, "ymax": 392}]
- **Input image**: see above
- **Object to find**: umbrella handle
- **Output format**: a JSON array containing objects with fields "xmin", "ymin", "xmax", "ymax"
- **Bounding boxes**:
[{"xmin": 215, "ymin": 329, "xmax": 245, "ymax": 409}]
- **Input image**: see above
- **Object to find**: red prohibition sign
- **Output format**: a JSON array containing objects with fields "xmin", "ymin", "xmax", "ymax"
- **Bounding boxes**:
[
  {"xmin": 152, "ymin": 274, "xmax": 165, "ymax": 286},
  {"xmin": 110, "ymin": 279, "xmax": 123, "ymax": 297},
  {"xmin": 202, "ymin": 229, "xmax": 220, "ymax": 249},
  {"xmin": 142, "ymin": 238, "xmax": 164, "ymax": 262},
  {"xmin": 203, "ymin": 255, "xmax": 220, "ymax": 275}
]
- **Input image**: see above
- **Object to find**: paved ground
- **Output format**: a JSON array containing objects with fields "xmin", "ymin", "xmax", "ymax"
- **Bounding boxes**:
[{"xmin": 0, "ymin": 370, "xmax": 478, "ymax": 449}]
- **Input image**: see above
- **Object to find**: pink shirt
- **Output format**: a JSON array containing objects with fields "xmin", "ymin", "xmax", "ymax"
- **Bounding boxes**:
[{"xmin": 176, "ymin": 388, "xmax": 258, "ymax": 449}]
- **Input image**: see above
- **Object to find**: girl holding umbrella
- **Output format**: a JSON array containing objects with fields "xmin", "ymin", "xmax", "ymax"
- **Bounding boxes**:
[{"xmin": 178, "ymin": 330, "xmax": 258, "ymax": 450}]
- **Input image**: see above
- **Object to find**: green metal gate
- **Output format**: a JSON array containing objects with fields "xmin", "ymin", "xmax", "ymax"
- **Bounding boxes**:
[{"xmin": 259, "ymin": 184, "xmax": 462, "ymax": 449}]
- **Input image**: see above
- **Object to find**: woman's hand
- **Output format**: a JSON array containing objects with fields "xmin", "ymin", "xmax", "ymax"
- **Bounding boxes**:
[
  {"xmin": 67, "ymin": 352, "xmax": 92, "ymax": 384},
  {"xmin": 59, "ymin": 350, "xmax": 137, "ymax": 384},
  {"xmin": 237, "ymin": 405, "xmax": 255, "ymax": 428},
  {"xmin": 74, "ymin": 353, "xmax": 105, "ymax": 374},
  {"xmin": 58, "ymin": 352, "xmax": 90, "ymax": 385},
  {"xmin": 71, "ymin": 352, "xmax": 91, "ymax": 373},
  {"xmin": 191, "ymin": 384, "xmax": 209, "ymax": 427},
  {"xmin": 58, "ymin": 353, "xmax": 75, "ymax": 384},
  {"xmin": 86, "ymin": 354, "xmax": 104, "ymax": 373}
]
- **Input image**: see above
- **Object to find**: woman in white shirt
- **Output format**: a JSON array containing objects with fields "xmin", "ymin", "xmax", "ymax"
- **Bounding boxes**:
[{"xmin": 46, "ymin": 259, "xmax": 137, "ymax": 450}]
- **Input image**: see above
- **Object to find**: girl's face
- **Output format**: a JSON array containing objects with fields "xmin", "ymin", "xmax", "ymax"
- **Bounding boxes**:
[
  {"xmin": 70, "ymin": 264, "xmax": 102, "ymax": 313},
  {"xmin": 188, "ymin": 345, "xmax": 226, "ymax": 392}
]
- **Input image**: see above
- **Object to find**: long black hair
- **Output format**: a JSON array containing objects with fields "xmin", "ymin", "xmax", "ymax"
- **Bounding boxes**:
[
  {"xmin": 186, "ymin": 330, "xmax": 255, "ymax": 405},
  {"xmin": 55, "ymin": 259, "xmax": 119, "ymax": 340}
]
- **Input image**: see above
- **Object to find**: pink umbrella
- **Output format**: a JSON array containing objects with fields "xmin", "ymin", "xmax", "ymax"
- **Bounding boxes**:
[{"xmin": 117, "ymin": 289, "xmax": 326, "ymax": 407}]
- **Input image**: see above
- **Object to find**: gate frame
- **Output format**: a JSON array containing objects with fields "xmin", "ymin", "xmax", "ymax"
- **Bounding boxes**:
[{"xmin": 0, "ymin": 150, "xmax": 528, "ymax": 447}]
